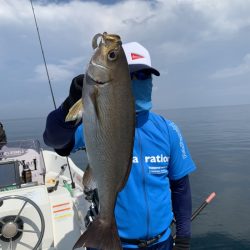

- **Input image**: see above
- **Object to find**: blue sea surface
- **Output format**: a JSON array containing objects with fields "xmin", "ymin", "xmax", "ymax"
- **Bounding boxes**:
[
  {"xmin": 2, "ymin": 104, "xmax": 250, "ymax": 249},
  {"xmin": 158, "ymin": 104, "xmax": 250, "ymax": 249}
]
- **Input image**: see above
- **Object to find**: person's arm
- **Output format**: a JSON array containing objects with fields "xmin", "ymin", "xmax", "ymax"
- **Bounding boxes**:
[
  {"xmin": 166, "ymin": 120, "xmax": 196, "ymax": 250},
  {"xmin": 43, "ymin": 107, "xmax": 78, "ymax": 156},
  {"xmin": 170, "ymin": 175, "xmax": 192, "ymax": 250},
  {"xmin": 43, "ymin": 74, "xmax": 84, "ymax": 156}
]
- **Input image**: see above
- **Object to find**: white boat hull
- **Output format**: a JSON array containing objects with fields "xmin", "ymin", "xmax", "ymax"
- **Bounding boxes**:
[{"xmin": 0, "ymin": 141, "xmax": 88, "ymax": 250}]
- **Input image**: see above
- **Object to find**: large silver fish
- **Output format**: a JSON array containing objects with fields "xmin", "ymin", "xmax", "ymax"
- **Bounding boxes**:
[{"xmin": 67, "ymin": 32, "xmax": 135, "ymax": 250}]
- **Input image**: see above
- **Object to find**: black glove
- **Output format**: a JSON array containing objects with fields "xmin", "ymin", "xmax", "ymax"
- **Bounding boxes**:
[
  {"xmin": 173, "ymin": 237, "xmax": 190, "ymax": 250},
  {"xmin": 62, "ymin": 74, "xmax": 84, "ymax": 112},
  {"xmin": 0, "ymin": 122, "xmax": 7, "ymax": 149},
  {"xmin": 43, "ymin": 75, "xmax": 84, "ymax": 156}
]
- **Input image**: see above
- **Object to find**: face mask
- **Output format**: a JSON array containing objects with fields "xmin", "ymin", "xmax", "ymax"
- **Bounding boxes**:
[{"xmin": 131, "ymin": 78, "xmax": 153, "ymax": 112}]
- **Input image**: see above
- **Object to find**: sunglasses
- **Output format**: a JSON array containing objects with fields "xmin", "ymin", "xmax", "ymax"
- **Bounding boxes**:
[{"xmin": 130, "ymin": 71, "xmax": 152, "ymax": 80}]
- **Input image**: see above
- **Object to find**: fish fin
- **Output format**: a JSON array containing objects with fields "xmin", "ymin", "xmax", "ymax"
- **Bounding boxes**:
[
  {"xmin": 82, "ymin": 164, "xmax": 92, "ymax": 187},
  {"xmin": 82, "ymin": 164, "xmax": 96, "ymax": 189},
  {"xmin": 117, "ymin": 116, "xmax": 135, "ymax": 191},
  {"xmin": 65, "ymin": 99, "xmax": 83, "ymax": 122},
  {"xmin": 73, "ymin": 216, "xmax": 122, "ymax": 250},
  {"xmin": 118, "ymin": 154, "xmax": 133, "ymax": 192},
  {"xmin": 90, "ymin": 86, "xmax": 101, "ymax": 121}
]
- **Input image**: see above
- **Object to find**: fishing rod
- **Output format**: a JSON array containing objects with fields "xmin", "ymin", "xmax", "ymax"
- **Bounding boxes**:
[
  {"xmin": 191, "ymin": 192, "xmax": 216, "ymax": 221},
  {"xmin": 172, "ymin": 192, "xmax": 216, "ymax": 238},
  {"xmin": 29, "ymin": 0, "xmax": 75, "ymax": 189},
  {"xmin": 29, "ymin": 0, "xmax": 56, "ymax": 109}
]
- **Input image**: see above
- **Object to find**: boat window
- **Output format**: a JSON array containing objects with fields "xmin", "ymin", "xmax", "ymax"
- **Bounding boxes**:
[
  {"xmin": 0, "ymin": 161, "xmax": 21, "ymax": 191},
  {"xmin": 0, "ymin": 140, "xmax": 45, "ymax": 186}
]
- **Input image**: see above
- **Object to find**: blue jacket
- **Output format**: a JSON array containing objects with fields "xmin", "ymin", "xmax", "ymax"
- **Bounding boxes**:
[{"xmin": 71, "ymin": 111, "xmax": 196, "ymax": 246}]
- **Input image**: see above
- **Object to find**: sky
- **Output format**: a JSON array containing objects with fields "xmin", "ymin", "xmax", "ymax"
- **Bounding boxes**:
[{"xmin": 0, "ymin": 0, "xmax": 250, "ymax": 119}]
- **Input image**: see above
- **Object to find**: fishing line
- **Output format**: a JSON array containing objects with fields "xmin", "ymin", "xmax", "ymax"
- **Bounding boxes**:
[
  {"xmin": 29, "ymin": 0, "xmax": 57, "ymax": 109},
  {"xmin": 30, "ymin": 0, "xmax": 75, "ymax": 189}
]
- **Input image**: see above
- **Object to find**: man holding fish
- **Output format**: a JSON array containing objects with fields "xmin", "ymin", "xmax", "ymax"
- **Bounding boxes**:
[{"xmin": 43, "ymin": 32, "xmax": 196, "ymax": 250}]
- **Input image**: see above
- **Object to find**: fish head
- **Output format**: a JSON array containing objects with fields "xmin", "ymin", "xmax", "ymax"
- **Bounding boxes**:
[{"xmin": 86, "ymin": 32, "xmax": 128, "ymax": 85}]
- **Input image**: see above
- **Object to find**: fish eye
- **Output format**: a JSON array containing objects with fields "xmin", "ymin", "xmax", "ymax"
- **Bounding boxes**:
[{"xmin": 108, "ymin": 50, "xmax": 118, "ymax": 61}]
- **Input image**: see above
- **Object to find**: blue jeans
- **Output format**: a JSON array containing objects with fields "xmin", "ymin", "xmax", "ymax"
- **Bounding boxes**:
[{"xmin": 87, "ymin": 236, "xmax": 173, "ymax": 250}]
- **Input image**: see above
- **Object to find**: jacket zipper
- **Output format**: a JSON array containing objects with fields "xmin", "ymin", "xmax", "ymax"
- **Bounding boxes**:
[{"xmin": 137, "ymin": 130, "xmax": 150, "ymax": 238}]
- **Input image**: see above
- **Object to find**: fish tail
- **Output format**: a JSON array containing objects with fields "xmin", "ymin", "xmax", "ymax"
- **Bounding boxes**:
[{"xmin": 73, "ymin": 216, "xmax": 122, "ymax": 250}]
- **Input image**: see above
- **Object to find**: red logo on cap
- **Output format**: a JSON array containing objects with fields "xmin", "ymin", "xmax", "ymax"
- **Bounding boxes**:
[{"xmin": 131, "ymin": 53, "xmax": 144, "ymax": 60}]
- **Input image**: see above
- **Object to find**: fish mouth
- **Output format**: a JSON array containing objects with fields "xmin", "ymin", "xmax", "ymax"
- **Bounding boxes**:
[
  {"xmin": 87, "ymin": 62, "xmax": 111, "ymax": 85},
  {"xmin": 86, "ymin": 73, "xmax": 110, "ymax": 85}
]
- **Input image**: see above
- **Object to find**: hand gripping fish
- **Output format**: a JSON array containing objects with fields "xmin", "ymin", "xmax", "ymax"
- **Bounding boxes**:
[{"xmin": 66, "ymin": 32, "xmax": 135, "ymax": 250}]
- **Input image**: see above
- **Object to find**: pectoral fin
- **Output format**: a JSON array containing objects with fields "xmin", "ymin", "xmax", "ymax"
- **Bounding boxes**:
[
  {"xmin": 65, "ymin": 99, "xmax": 84, "ymax": 122},
  {"xmin": 82, "ymin": 164, "xmax": 97, "ymax": 190}
]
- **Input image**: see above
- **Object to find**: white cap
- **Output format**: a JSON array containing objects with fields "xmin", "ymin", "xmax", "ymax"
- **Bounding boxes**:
[{"xmin": 122, "ymin": 42, "xmax": 160, "ymax": 76}]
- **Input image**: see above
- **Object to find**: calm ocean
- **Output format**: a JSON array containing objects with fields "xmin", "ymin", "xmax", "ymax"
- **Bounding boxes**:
[{"xmin": 1, "ymin": 104, "xmax": 250, "ymax": 249}]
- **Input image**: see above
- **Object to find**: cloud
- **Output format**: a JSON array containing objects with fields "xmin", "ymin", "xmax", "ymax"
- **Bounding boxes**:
[
  {"xmin": 211, "ymin": 53, "xmax": 250, "ymax": 79},
  {"xmin": 1, "ymin": 0, "xmax": 250, "ymax": 119},
  {"xmin": 32, "ymin": 57, "xmax": 85, "ymax": 83},
  {"xmin": 190, "ymin": 0, "xmax": 250, "ymax": 40}
]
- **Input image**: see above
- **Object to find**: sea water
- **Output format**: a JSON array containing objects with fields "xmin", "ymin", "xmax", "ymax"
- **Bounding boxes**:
[{"xmin": 1, "ymin": 104, "xmax": 250, "ymax": 249}]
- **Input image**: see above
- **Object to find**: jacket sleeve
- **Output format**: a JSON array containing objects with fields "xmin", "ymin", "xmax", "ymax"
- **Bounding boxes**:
[
  {"xmin": 43, "ymin": 105, "xmax": 83, "ymax": 156},
  {"xmin": 170, "ymin": 175, "xmax": 192, "ymax": 238},
  {"xmin": 167, "ymin": 121, "xmax": 196, "ymax": 180}
]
